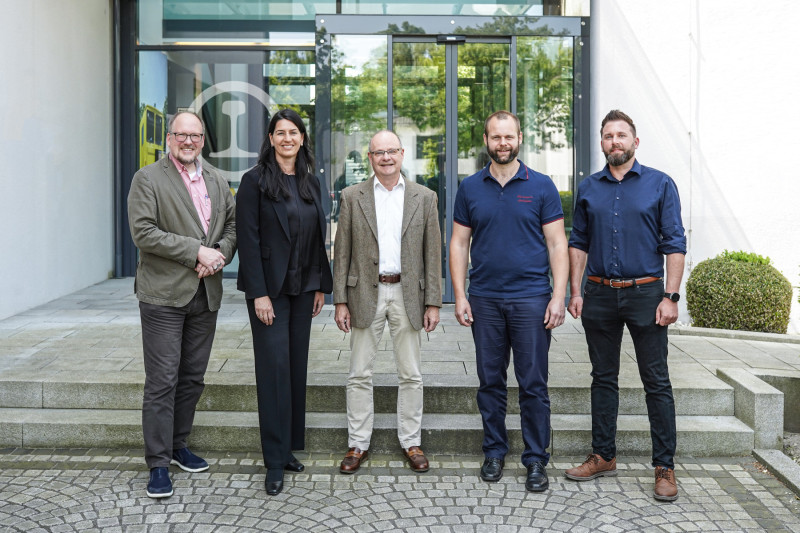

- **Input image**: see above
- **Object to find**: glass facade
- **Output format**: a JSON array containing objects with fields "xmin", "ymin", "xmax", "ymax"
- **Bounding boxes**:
[{"xmin": 123, "ymin": 0, "xmax": 590, "ymax": 299}]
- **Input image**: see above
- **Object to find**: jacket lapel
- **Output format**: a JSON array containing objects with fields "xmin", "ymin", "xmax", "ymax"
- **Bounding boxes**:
[
  {"xmin": 163, "ymin": 158, "xmax": 205, "ymax": 234},
  {"xmin": 272, "ymin": 197, "xmax": 291, "ymax": 239},
  {"xmin": 402, "ymin": 183, "xmax": 421, "ymax": 237},
  {"xmin": 357, "ymin": 178, "xmax": 379, "ymax": 242}
]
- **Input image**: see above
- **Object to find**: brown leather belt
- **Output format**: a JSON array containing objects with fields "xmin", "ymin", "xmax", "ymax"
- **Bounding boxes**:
[
  {"xmin": 378, "ymin": 273, "xmax": 401, "ymax": 283},
  {"xmin": 587, "ymin": 276, "xmax": 661, "ymax": 289}
]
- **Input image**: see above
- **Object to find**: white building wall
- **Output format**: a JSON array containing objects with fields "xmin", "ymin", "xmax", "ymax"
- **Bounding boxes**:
[
  {"xmin": 0, "ymin": 0, "xmax": 114, "ymax": 320},
  {"xmin": 591, "ymin": 0, "xmax": 800, "ymax": 333}
]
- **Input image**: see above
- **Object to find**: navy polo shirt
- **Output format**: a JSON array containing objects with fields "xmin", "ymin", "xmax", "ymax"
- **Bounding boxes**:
[
  {"xmin": 453, "ymin": 160, "xmax": 563, "ymax": 298},
  {"xmin": 568, "ymin": 160, "xmax": 686, "ymax": 279}
]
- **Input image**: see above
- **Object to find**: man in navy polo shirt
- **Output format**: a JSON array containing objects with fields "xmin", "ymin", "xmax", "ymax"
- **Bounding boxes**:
[
  {"xmin": 450, "ymin": 110, "xmax": 568, "ymax": 492},
  {"xmin": 565, "ymin": 109, "xmax": 686, "ymax": 502}
]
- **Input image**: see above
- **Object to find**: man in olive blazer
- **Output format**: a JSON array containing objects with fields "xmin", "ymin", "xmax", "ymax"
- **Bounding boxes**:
[
  {"xmin": 127, "ymin": 111, "xmax": 236, "ymax": 499},
  {"xmin": 333, "ymin": 130, "xmax": 441, "ymax": 474}
]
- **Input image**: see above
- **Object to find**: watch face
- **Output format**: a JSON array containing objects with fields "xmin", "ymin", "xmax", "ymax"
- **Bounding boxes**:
[{"xmin": 666, "ymin": 293, "xmax": 680, "ymax": 302}]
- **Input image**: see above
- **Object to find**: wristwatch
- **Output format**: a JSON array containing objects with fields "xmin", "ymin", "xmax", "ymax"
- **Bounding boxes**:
[{"xmin": 664, "ymin": 292, "xmax": 680, "ymax": 302}]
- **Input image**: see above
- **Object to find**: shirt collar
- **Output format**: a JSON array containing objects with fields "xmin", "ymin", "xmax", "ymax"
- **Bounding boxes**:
[
  {"xmin": 481, "ymin": 159, "xmax": 528, "ymax": 182},
  {"xmin": 169, "ymin": 153, "xmax": 203, "ymax": 181},
  {"xmin": 374, "ymin": 174, "xmax": 405, "ymax": 193},
  {"xmin": 599, "ymin": 158, "xmax": 641, "ymax": 182}
]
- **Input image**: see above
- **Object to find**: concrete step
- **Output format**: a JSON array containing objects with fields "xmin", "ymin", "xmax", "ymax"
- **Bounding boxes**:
[
  {"xmin": 0, "ymin": 408, "xmax": 753, "ymax": 457},
  {"xmin": 0, "ymin": 371, "xmax": 734, "ymax": 416}
]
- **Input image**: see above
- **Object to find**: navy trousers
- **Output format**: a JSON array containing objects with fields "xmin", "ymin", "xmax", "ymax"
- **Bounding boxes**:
[
  {"xmin": 470, "ymin": 294, "xmax": 552, "ymax": 466},
  {"xmin": 581, "ymin": 280, "xmax": 676, "ymax": 468}
]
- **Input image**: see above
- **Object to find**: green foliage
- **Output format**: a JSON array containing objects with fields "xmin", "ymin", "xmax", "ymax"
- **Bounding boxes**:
[
  {"xmin": 559, "ymin": 190, "xmax": 573, "ymax": 230},
  {"xmin": 686, "ymin": 253, "xmax": 792, "ymax": 334},
  {"xmin": 718, "ymin": 249, "xmax": 771, "ymax": 265}
]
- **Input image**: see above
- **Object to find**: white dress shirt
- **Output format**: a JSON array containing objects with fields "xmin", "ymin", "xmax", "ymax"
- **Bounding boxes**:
[{"xmin": 374, "ymin": 175, "xmax": 405, "ymax": 274}]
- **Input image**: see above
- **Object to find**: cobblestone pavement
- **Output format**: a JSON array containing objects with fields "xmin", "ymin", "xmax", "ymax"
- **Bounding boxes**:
[{"xmin": 1, "ymin": 449, "xmax": 799, "ymax": 533}]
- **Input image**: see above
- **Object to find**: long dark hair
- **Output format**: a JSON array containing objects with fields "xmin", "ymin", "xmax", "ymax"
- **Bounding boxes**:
[{"xmin": 256, "ymin": 109, "xmax": 315, "ymax": 202}]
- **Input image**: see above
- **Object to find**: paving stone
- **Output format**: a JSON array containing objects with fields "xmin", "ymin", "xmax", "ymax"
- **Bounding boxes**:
[{"xmin": 0, "ymin": 450, "xmax": 799, "ymax": 531}]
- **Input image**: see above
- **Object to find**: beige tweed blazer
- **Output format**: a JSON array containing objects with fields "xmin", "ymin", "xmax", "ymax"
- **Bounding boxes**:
[{"xmin": 333, "ymin": 177, "xmax": 442, "ymax": 330}]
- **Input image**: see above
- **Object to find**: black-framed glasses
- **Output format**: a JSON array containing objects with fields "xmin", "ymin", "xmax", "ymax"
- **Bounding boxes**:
[
  {"xmin": 369, "ymin": 148, "xmax": 402, "ymax": 157},
  {"xmin": 170, "ymin": 132, "xmax": 204, "ymax": 143}
]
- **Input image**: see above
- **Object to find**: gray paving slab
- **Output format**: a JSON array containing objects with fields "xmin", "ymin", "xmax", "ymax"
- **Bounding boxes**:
[
  {"xmin": 0, "ymin": 449, "xmax": 798, "ymax": 532},
  {"xmin": 1, "ymin": 279, "xmax": 800, "ymax": 519}
]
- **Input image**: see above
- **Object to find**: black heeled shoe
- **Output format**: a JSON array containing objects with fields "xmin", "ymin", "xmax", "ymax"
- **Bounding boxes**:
[
  {"xmin": 265, "ymin": 469, "xmax": 284, "ymax": 496},
  {"xmin": 284, "ymin": 457, "xmax": 305, "ymax": 472}
]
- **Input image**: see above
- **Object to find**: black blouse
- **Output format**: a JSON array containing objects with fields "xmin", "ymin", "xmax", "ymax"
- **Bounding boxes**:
[{"xmin": 280, "ymin": 173, "xmax": 322, "ymax": 295}]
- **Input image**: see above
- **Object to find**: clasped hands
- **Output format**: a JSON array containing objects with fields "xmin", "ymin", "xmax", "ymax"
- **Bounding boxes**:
[{"xmin": 195, "ymin": 245, "xmax": 226, "ymax": 279}]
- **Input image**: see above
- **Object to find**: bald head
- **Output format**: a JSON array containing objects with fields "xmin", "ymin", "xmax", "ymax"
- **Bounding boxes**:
[{"xmin": 367, "ymin": 130, "xmax": 405, "ymax": 187}]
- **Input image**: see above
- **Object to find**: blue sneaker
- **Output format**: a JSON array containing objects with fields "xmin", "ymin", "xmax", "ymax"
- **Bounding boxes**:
[
  {"xmin": 170, "ymin": 447, "xmax": 209, "ymax": 473},
  {"xmin": 146, "ymin": 467, "xmax": 173, "ymax": 498}
]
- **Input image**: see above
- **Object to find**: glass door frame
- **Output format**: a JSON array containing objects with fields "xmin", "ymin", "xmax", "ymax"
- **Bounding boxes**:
[{"xmin": 316, "ymin": 14, "xmax": 591, "ymax": 302}]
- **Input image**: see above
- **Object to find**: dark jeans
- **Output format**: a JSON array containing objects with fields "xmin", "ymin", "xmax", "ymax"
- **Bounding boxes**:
[
  {"xmin": 140, "ymin": 281, "xmax": 217, "ymax": 468},
  {"xmin": 581, "ymin": 280, "xmax": 676, "ymax": 468},
  {"xmin": 470, "ymin": 294, "xmax": 552, "ymax": 466},
  {"xmin": 247, "ymin": 291, "xmax": 315, "ymax": 469}
]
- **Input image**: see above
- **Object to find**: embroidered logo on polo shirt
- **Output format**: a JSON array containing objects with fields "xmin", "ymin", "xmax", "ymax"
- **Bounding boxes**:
[{"xmin": 517, "ymin": 195, "xmax": 533, "ymax": 203}]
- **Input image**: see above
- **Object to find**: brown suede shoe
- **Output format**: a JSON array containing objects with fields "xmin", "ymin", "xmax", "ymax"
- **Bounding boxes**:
[
  {"xmin": 339, "ymin": 447, "xmax": 368, "ymax": 474},
  {"xmin": 564, "ymin": 453, "xmax": 617, "ymax": 481},
  {"xmin": 654, "ymin": 466, "xmax": 678, "ymax": 501},
  {"xmin": 403, "ymin": 446, "xmax": 430, "ymax": 473}
]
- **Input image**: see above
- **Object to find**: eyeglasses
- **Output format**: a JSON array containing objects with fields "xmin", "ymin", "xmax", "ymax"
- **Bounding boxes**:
[
  {"xmin": 369, "ymin": 148, "xmax": 402, "ymax": 157},
  {"xmin": 170, "ymin": 132, "xmax": 204, "ymax": 143}
]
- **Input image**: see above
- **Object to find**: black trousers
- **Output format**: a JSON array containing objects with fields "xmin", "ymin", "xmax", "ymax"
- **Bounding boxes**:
[
  {"xmin": 581, "ymin": 280, "xmax": 676, "ymax": 468},
  {"xmin": 139, "ymin": 281, "xmax": 217, "ymax": 468},
  {"xmin": 247, "ymin": 291, "xmax": 315, "ymax": 469}
]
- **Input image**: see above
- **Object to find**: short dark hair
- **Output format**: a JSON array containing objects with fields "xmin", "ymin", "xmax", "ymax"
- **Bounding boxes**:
[
  {"xmin": 484, "ymin": 110, "xmax": 520, "ymax": 137},
  {"xmin": 168, "ymin": 110, "xmax": 206, "ymax": 134},
  {"xmin": 600, "ymin": 109, "xmax": 636, "ymax": 137}
]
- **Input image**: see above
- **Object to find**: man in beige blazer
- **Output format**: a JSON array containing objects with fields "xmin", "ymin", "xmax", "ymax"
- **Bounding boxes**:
[
  {"xmin": 127, "ymin": 111, "xmax": 236, "ymax": 499},
  {"xmin": 333, "ymin": 130, "xmax": 441, "ymax": 474}
]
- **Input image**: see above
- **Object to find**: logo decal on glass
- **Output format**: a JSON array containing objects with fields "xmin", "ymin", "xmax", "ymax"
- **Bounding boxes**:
[{"xmin": 189, "ymin": 81, "xmax": 280, "ymax": 184}]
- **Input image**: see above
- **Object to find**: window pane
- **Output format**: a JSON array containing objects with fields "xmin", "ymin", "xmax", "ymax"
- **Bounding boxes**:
[
  {"xmin": 516, "ymin": 36, "xmax": 574, "ymax": 231},
  {"xmin": 137, "ymin": 49, "xmax": 316, "ymax": 273}
]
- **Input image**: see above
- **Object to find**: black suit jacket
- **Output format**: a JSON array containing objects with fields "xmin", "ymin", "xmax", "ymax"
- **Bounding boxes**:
[{"xmin": 235, "ymin": 167, "xmax": 333, "ymax": 299}]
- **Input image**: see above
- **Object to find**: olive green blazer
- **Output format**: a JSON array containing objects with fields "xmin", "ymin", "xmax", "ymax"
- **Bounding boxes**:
[
  {"xmin": 127, "ymin": 157, "xmax": 236, "ymax": 311},
  {"xmin": 333, "ymin": 177, "xmax": 442, "ymax": 330}
]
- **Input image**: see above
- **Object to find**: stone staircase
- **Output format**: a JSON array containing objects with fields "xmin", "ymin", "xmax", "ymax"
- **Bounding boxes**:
[{"xmin": 0, "ymin": 365, "xmax": 754, "ymax": 457}]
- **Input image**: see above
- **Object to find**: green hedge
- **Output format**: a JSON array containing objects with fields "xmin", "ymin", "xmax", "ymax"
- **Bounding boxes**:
[{"xmin": 686, "ymin": 252, "xmax": 792, "ymax": 333}]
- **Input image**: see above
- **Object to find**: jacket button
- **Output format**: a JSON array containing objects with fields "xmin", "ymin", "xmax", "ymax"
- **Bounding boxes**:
[
  {"xmin": 373, "ymin": 260, "xmax": 377, "ymax": 265},
  {"xmin": 373, "ymin": 283, "xmax": 378, "ymax": 287}
]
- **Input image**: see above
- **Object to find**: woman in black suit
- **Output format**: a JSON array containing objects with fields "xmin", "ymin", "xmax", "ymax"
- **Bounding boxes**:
[{"xmin": 236, "ymin": 109, "xmax": 333, "ymax": 496}]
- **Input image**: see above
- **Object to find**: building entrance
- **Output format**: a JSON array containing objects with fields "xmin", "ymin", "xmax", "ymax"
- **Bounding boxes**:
[{"xmin": 316, "ymin": 16, "xmax": 586, "ymax": 301}]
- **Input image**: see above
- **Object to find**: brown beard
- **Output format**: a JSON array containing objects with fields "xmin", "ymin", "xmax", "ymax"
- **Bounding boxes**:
[
  {"xmin": 605, "ymin": 145, "xmax": 635, "ymax": 166},
  {"xmin": 488, "ymin": 144, "xmax": 520, "ymax": 165}
]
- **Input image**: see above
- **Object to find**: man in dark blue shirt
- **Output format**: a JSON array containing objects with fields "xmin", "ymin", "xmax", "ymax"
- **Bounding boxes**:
[
  {"xmin": 450, "ymin": 111, "xmax": 569, "ymax": 492},
  {"xmin": 566, "ymin": 109, "xmax": 686, "ymax": 502}
]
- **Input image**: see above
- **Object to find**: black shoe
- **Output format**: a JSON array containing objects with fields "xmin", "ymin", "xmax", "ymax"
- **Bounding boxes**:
[
  {"xmin": 480, "ymin": 457, "xmax": 504, "ymax": 482},
  {"xmin": 265, "ymin": 469, "xmax": 284, "ymax": 496},
  {"xmin": 284, "ymin": 457, "xmax": 305, "ymax": 472},
  {"xmin": 525, "ymin": 461, "xmax": 549, "ymax": 492}
]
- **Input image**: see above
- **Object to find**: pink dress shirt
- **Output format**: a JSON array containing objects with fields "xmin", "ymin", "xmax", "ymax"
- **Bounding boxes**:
[{"xmin": 169, "ymin": 154, "xmax": 211, "ymax": 234}]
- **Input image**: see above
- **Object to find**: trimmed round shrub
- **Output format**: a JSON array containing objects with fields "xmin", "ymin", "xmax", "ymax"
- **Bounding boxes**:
[{"xmin": 686, "ymin": 252, "xmax": 792, "ymax": 333}]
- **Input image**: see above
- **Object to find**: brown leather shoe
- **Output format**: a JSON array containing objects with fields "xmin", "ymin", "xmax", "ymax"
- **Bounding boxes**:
[
  {"xmin": 564, "ymin": 453, "xmax": 617, "ymax": 481},
  {"xmin": 403, "ymin": 446, "xmax": 430, "ymax": 473},
  {"xmin": 339, "ymin": 447, "xmax": 368, "ymax": 474},
  {"xmin": 654, "ymin": 466, "xmax": 678, "ymax": 501}
]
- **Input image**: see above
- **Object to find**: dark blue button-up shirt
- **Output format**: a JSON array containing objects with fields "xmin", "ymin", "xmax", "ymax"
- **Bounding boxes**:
[
  {"xmin": 454, "ymin": 160, "xmax": 563, "ymax": 297},
  {"xmin": 568, "ymin": 160, "xmax": 686, "ymax": 279}
]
